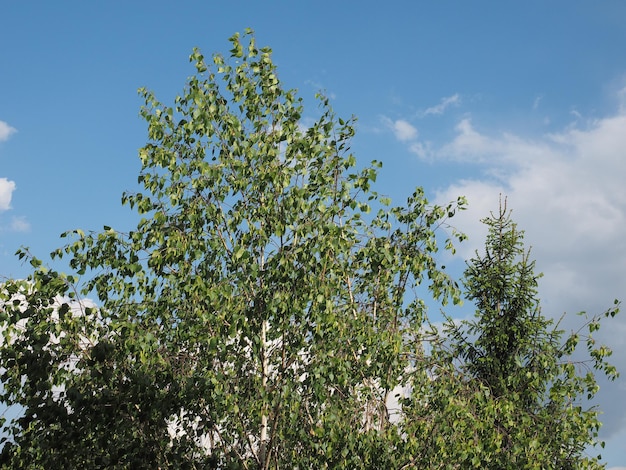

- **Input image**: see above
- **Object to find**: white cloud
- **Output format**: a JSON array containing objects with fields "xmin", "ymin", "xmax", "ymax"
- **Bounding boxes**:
[
  {"xmin": 402, "ymin": 118, "xmax": 555, "ymax": 164},
  {"xmin": 431, "ymin": 98, "xmax": 626, "ymax": 441},
  {"xmin": 10, "ymin": 216, "xmax": 30, "ymax": 232},
  {"xmin": 382, "ymin": 95, "xmax": 460, "ymax": 156},
  {"xmin": 383, "ymin": 117, "xmax": 418, "ymax": 142},
  {"xmin": 394, "ymin": 120, "xmax": 418, "ymax": 141},
  {"xmin": 408, "ymin": 141, "xmax": 432, "ymax": 160},
  {"xmin": 421, "ymin": 94, "xmax": 460, "ymax": 117},
  {"xmin": 435, "ymin": 113, "xmax": 626, "ymax": 260},
  {"xmin": 0, "ymin": 178, "xmax": 16, "ymax": 211},
  {"xmin": 0, "ymin": 121, "xmax": 17, "ymax": 142},
  {"xmin": 438, "ymin": 118, "xmax": 555, "ymax": 165}
]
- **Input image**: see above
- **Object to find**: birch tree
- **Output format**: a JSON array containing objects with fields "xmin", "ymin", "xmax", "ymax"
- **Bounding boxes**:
[{"xmin": 0, "ymin": 30, "xmax": 465, "ymax": 469}]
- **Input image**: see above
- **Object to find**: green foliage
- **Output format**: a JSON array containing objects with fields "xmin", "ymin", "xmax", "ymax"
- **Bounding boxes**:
[
  {"xmin": 410, "ymin": 199, "xmax": 620, "ymax": 469},
  {"xmin": 0, "ymin": 30, "xmax": 465, "ymax": 469},
  {"xmin": 0, "ymin": 32, "xmax": 617, "ymax": 470},
  {"xmin": 459, "ymin": 199, "xmax": 551, "ymax": 400}
]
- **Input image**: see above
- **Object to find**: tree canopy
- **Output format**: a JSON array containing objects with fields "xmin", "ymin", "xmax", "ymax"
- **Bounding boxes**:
[
  {"xmin": 0, "ymin": 31, "xmax": 618, "ymax": 469},
  {"xmin": 413, "ymin": 200, "xmax": 620, "ymax": 469}
]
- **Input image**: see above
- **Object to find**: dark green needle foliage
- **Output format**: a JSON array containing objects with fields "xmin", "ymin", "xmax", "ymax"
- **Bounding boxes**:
[{"xmin": 409, "ymin": 199, "xmax": 620, "ymax": 469}]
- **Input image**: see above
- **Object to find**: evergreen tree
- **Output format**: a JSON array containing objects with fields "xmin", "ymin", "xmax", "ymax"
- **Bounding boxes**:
[
  {"xmin": 461, "ymin": 198, "xmax": 550, "ymax": 401},
  {"xmin": 418, "ymin": 199, "xmax": 621, "ymax": 469}
]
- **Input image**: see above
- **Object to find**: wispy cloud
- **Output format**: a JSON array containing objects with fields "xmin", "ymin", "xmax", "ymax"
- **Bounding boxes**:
[
  {"xmin": 437, "ymin": 118, "xmax": 554, "ymax": 165},
  {"xmin": 10, "ymin": 216, "xmax": 30, "ymax": 232},
  {"xmin": 382, "ymin": 117, "xmax": 418, "ymax": 142},
  {"xmin": 392, "ymin": 119, "xmax": 418, "ymax": 141},
  {"xmin": 381, "ymin": 94, "xmax": 460, "ymax": 158},
  {"xmin": 0, "ymin": 121, "xmax": 17, "ymax": 142},
  {"xmin": 420, "ymin": 94, "xmax": 460, "ymax": 117},
  {"xmin": 0, "ymin": 178, "xmax": 16, "ymax": 211},
  {"xmin": 408, "ymin": 141, "xmax": 432, "ymax": 160}
]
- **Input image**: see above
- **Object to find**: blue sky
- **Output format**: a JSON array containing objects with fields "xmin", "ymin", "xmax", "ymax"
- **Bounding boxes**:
[{"xmin": 1, "ymin": 1, "xmax": 626, "ymax": 466}]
